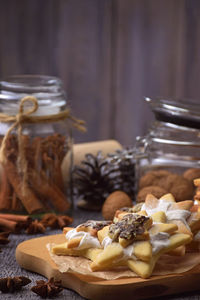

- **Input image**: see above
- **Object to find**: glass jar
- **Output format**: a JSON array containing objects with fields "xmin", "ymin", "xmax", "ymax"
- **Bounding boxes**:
[
  {"xmin": 135, "ymin": 97, "xmax": 200, "ymax": 202},
  {"xmin": 0, "ymin": 75, "xmax": 73, "ymax": 215}
]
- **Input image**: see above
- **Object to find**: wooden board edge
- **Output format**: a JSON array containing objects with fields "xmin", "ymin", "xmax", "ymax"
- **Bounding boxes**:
[{"xmin": 15, "ymin": 235, "xmax": 200, "ymax": 300}]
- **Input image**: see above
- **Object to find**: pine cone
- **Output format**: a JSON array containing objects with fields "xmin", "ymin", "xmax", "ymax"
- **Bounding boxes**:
[
  {"xmin": 73, "ymin": 152, "xmax": 117, "ymax": 210},
  {"xmin": 107, "ymin": 148, "xmax": 136, "ymax": 200}
]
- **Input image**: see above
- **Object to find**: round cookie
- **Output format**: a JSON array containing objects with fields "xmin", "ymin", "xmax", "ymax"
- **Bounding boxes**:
[
  {"xmin": 139, "ymin": 170, "xmax": 171, "ymax": 189},
  {"xmin": 162, "ymin": 174, "xmax": 194, "ymax": 202},
  {"xmin": 139, "ymin": 169, "xmax": 194, "ymax": 202},
  {"xmin": 183, "ymin": 168, "xmax": 200, "ymax": 182},
  {"xmin": 137, "ymin": 185, "xmax": 167, "ymax": 203}
]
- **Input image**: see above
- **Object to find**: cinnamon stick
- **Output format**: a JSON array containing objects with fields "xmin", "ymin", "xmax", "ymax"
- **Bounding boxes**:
[
  {"xmin": 51, "ymin": 135, "xmax": 66, "ymax": 191},
  {"xmin": 29, "ymin": 134, "xmax": 68, "ymax": 211},
  {"xmin": 0, "ymin": 133, "xmax": 70, "ymax": 214},
  {"xmin": 0, "ymin": 213, "xmax": 32, "ymax": 224},
  {"xmin": 0, "ymin": 217, "xmax": 20, "ymax": 232},
  {"xmin": 42, "ymin": 153, "xmax": 64, "ymax": 191},
  {"xmin": 11, "ymin": 192, "xmax": 24, "ymax": 212},
  {"xmin": 0, "ymin": 231, "xmax": 10, "ymax": 244},
  {"xmin": 30, "ymin": 169, "xmax": 70, "ymax": 212},
  {"xmin": 0, "ymin": 166, "xmax": 12, "ymax": 211},
  {"xmin": 52, "ymin": 156, "xmax": 65, "ymax": 191},
  {"xmin": 32, "ymin": 137, "xmax": 42, "ymax": 170},
  {"xmin": 4, "ymin": 160, "xmax": 44, "ymax": 214},
  {"xmin": 32, "ymin": 136, "xmax": 65, "ymax": 191}
]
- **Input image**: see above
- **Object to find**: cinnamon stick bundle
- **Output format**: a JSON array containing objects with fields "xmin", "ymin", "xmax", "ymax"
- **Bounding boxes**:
[
  {"xmin": 30, "ymin": 169, "xmax": 70, "ymax": 212},
  {"xmin": 4, "ymin": 160, "xmax": 44, "ymax": 214},
  {"xmin": 11, "ymin": 192, "xmax": 24, "ymax": 212},
  {"xmin": 0, "ymin": 133, "xmax": 71, "ymax": 214}
]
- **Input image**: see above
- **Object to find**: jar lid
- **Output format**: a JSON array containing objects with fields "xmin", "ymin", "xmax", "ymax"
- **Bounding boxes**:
[{"xmin": 145, "ymin": 97, "xmax": 200, "ymax": 129}]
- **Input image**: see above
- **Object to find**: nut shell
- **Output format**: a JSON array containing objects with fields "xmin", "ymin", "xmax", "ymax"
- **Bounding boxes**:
[{"xmin": 102, "ymin": 191, "xmax": 132, "ymax": 220}]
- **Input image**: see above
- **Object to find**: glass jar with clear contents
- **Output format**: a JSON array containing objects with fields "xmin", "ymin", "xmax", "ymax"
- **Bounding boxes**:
[
  {"xmin": 135, "ymin": 97, "xmax": 200, "ymax": 203},
  {"xmin": 0, "ymin": 75, "xmax": 77, "ymax": 215}
]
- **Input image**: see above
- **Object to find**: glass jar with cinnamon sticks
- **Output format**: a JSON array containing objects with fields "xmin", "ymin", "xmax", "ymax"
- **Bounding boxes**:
[{"xmin": 0, "ymin": 75, "xmax": 85, "ymax": 216}]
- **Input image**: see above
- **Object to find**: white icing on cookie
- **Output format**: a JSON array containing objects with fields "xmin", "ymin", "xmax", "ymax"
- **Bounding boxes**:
[
  {"xmin": 150, "ymin": 232, "xmax": 170, "ymax": 254},
  {"xmin": 142, "ymin": 200, "xmax": 191, "ymax": 229},
  {"xmin": 66, "ymin": 229, "xmax": 101, "ymax": 250}
]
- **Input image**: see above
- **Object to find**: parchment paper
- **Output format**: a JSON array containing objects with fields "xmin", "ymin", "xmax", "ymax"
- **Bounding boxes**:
[{"xmin": 47, "ymin": 244, "xmax": 200, "ymax": 280}]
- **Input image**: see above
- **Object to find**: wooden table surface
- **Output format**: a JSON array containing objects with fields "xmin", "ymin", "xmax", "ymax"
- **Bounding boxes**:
[{"xmin": 1, "ymin": 207, "xmax": 200, "ymax": 299}]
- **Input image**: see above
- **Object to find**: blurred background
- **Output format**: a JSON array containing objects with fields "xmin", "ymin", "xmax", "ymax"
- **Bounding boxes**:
[{"xmin": 0, "ymin": 0, "xmax": 200, "ymax": 146}]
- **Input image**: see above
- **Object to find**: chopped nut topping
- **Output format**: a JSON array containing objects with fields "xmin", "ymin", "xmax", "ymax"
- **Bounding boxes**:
[
  {"xmin": 77, "ymin": 220, "xmax": 112, "ymax": 232},
  {"xmin": 119, "ymin": 203, "xmax": 143, "ymax": 214},
  {"xmin": 119, "ymin": 207, "xmax": 135, "ymax": 212},
  {"xmin": 108, "ymin": 213, "xmax": 150, "ymax": 241}
]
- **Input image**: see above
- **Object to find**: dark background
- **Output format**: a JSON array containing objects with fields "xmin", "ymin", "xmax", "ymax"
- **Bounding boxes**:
[{"xmin": 0, "ymin": 0, "xmax": 200, "ymax": 146}]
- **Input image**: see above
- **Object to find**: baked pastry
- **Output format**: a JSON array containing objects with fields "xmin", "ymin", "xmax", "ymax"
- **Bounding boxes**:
[
  {"xmin": 186, "ymin": 182, "xmax": 200, "ymax": 252},
  {"xmin": 137, "ymin": 185, "xmax": 167, "ymax": 203},
  {"xmin": 138, "ymin": 170, "xmax": 194, "ymax": 202},
  {"xmin": 183, "ymin": 168, "xmax": 200, "ymax": 182},
  {"xmin": 52, "ymin": 209, "xmax": 192, "ymax": 278},
  {"xmin": 141, "ymin": 193, "xmax": 193, "ymax": 236},
  {"xmin": 139, "ymin": 170, "xmax": 171, "ymax": 189},
  {"xmin": 115, "ymin": 193, "xmax": 194, "ymax": 256}
]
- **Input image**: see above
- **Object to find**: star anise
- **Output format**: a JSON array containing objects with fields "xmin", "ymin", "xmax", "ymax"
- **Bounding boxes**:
[
  {"xmin": 0, "ymin": 276, "xmax": 31, "ymax": 293},
  {"xmin": 26, "ymin": 220, "xmax": 46, "ymax": 234},
  {"xmin": 31, "ymin": 277, "xmax": 63, "ymax": 298},
  {"xmin": 41, "ymin": 213, "xmax": 73, "ymax": 229},
  {"xmin": 0, "ymin": 231, "xmax": 10, "ymax": 244}
]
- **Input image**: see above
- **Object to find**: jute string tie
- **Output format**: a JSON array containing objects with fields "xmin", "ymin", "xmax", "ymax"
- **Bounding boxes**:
[{"xmin": 0, "ymin": 95, "xmax": 86, "ymax": 165}]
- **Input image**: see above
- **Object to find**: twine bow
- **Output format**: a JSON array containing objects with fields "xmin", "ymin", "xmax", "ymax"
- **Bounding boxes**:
[{"xmin": 0, "ymin": 95, "xmax": 86, "ymax": 164}]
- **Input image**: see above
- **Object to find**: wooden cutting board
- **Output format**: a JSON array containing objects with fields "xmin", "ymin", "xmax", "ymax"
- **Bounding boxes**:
[{"xmin": 16, "ymin": 234, "xmax": 200, "ymax": 300}]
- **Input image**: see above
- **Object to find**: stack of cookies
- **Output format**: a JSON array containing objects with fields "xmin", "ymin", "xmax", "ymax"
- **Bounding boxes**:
[{"xmin": 52, "ymin": 192, "xmax": 200, "ymax": 279}]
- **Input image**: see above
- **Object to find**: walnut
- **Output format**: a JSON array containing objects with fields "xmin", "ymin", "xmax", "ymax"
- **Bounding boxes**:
[{"xmin": 102, "ymin": 191, "xmax": 132, "ymax": 220}]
